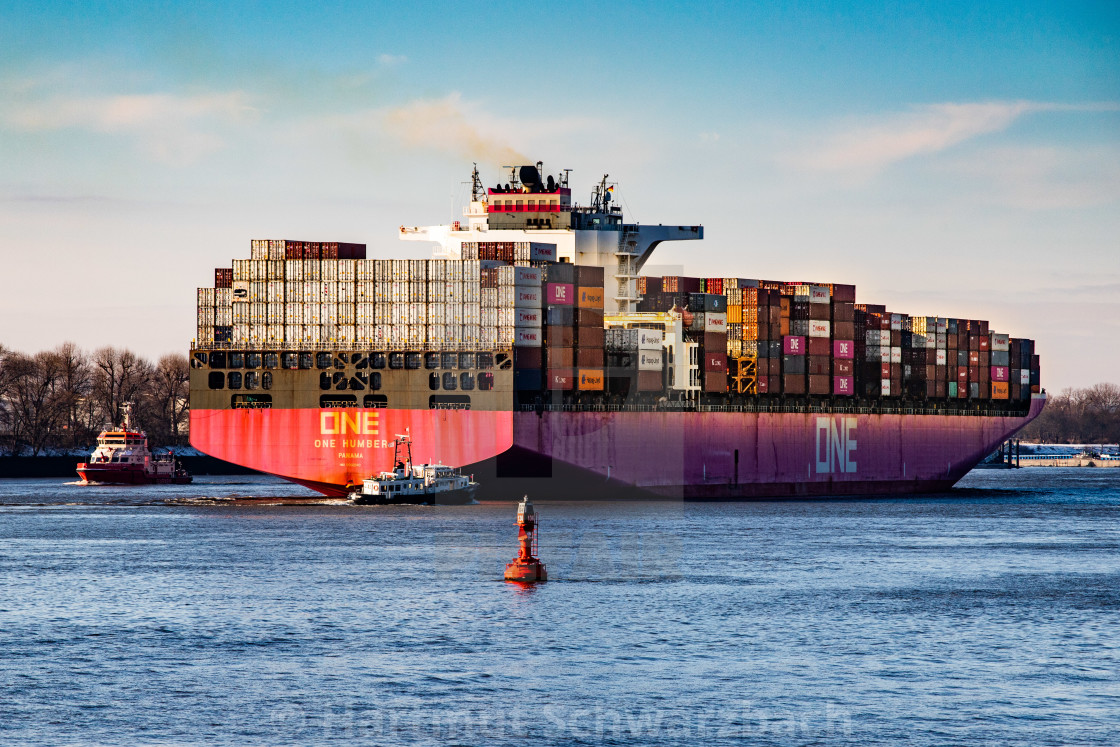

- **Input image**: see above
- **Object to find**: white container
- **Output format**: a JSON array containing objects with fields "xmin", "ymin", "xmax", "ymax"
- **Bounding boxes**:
[
  {"xmin": 991, "ymin": 333, "xmax": 1010, "ymax": 352},
  {"xmin": 515, "ymin": 308, "xmax": 542, "ymax": 328},
  {"xmin": 232, "ymin": 259, "xmax": 251, "ymax": 281},
  {"xmin": 267, "ymin": 260, "xmax": 285, "ymax": 281},
  {"xmin": 338, "ymin": 303, "xmax": 356, "ymax": 325},
  {"xmin": 285, "ymin": 303, "xmax": 302, "ymax": 324},
  {"xmin": 302, "ymin": 259, "xmax": 320, "ymax": 281},
  {"xmin": 267, "ymin": 304, "xmax": 283, "ymax": 325},
  {"xmin": 514, "ymin": 266, "xmax": 543, "ymax": 286},
  {"xmin": 809, "ymin": 320, "xmax": 830, "ymax": 338},
  {"xmin": 637, "ymin": 328, "xmax": 663, "ymax": 350},
  {"xmin": 338, "ymin": 259, "xmax": 356, "ymax": 283},
  {"xmin": 515, "ymin": 328, "xmax": 542, "ymax": 347},
  {"xmin": 529, "ymin": 242, "xmax": 557, "ymax": 262},
  {"xmin": 320, "ymin": 261, "xmax": 338, "ymax": 282},
  {"xmin": 337, "ymin": 325, "xmax": 356, "ymax": 346},
  {"xmin": 197, "ymin": 287, "xmax": 215, "ymax": 307},
  {"xmin": 809, "ymin": 285, "xmax": 830, "ymax": 304},
  {"xmin": 285, "ymin": 259, "xmax": 303, "ymax": 282},
  {"xmin": 889, "ymin": 346, "xmax": 902, "ymax": 364},
  {"xmin": 935, "ymin": 349, "xmax": 948, "ymax": 366},
  {"xmin": 285, "ymin": 323, "xmax": 301, "ymax": 343},
  {"xmin": 196, "ymin": 306, "xmax": 214, "ymax": 326},
  {"xmin": 638, "ymin": 349, "xmax": 664, "ymax": 371},
  {"xmin": 514, "ymin": 286, "xmax": 541, "ymax": 308},
  {"xmin": 881, "ymin": 379, "xmax": 891, "ymax": 396},
  {"xmin": 890, "ymin": 314, "xmax": 904, "ymax": 331}
]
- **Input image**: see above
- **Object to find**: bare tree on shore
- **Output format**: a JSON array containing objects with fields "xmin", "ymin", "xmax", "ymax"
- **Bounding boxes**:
[
  {"xmin": 0, "ymin": 342, "xmax": 188, "ymax": 455},
  {"xmin": 1019, "ymin": 383, "xmax": 1120, "ymax": 444}
]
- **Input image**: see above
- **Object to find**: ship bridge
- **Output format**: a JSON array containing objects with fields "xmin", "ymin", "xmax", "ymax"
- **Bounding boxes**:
[{"xmin": 399, "ymin": 162, "xmax": 703, "ymax": 313}]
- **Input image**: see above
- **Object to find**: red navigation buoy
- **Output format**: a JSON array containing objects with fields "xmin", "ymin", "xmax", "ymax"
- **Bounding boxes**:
[{"xmin": 504, "ymin": 496, "xmax": 547, "ymax": 583}]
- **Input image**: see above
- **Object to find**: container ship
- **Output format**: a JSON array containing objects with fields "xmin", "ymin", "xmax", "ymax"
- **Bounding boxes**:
[{"xmin": 189, "ymin": 162, "xmax": 1045, "ymax": 499}]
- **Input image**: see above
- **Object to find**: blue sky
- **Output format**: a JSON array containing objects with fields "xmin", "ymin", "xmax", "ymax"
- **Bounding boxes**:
[{"xmin": 1, "ymin": 1, "xmax": 1117, "ymax": 390}]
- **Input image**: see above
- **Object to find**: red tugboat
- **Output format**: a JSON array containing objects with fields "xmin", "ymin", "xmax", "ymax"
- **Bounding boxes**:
[{"xmin": 76, "ymin": 403, "xmax": 192, "ymax": 485}]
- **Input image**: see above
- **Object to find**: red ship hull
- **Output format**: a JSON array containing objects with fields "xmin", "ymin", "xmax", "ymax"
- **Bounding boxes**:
[{"xmin": 189, "ymin": 395, "xmax": 1043, "ymax": 498}]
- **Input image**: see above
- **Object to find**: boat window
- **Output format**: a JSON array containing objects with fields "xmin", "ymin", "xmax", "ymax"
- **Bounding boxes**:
[
  {"xmin": 442, "ymin": 373, "xmax": 458, "ymax": 391},
  {"xmin": 370, "ymin": 352, "xmax": 386, "ymax": 369},
  {"xmin": 460, "ymin": 373, "xmax": 475, "ymax": 391},
  {"xmin": 262, "ymin": 372, "xmax": 273, "ymax": 390},
  {"xmin": 369, "ymin": 372, "xmax": 381, "ymax": 390},
  {"xmin": 209, "ymin": 372, "xmax": 225, "ymax": 389},
  {"xmin": 263, "ymin": 352, "xmax": 279, "ymax": 369},
  {"xmin": 388, "ymin": 353, "xmax": 404, "ymax": 370},
  {"xmin": 349, "ymin": 376, "xmax": 366, "ymax": 391},
  {"xmin": 209, "ymin": 351, "xmax": 227, "ymax": 369},
  {"xmin": 335, "ymin": 354, "xmax": 347, "ymax": 370},
  {"xmin": 478, "ymin": 372, "xmax": 494, "ymax": 391},
  {"xmin": 282, "ymin": 352, "xmax": 298, "ymax": 369},
  {"xmin": 320, "ymin": 372, "xmax": 332, "ymax": 391},
  {"xmin": 429, "ymin": 395, "xmax": 470, "ymax": 410},
  {"xmin": 459, "ymin": 353, "xmax": 474, "ymax": 369},
  {"xmin": 333, "ymin": 372, "xmax": 348, "ymax": 390},
  {"xmin": 228, "ymin": 372, "xmax": 242, "ymax": 390},
  {"xmin": 320, "ymin": 395, "xmax": 358, "ymax": 408},
  {"xmin": 246, "ymin": 352, "xmax": 262, "ymax": 369},
  {"xmin": 477, "ymin": 352, "xmax": 493, "ymax": 369},
  {"xmin": 351, "ymin": 353, "xmax": 367, "ymax": 369},
  {"xmin": 245, "ymin": 371, "xmax": 259, "ymax": 390},
  {"xmin": 192, "ymin": 352, "xmax": 208, "ymax": 368},
  {"xmin": 232, "ymin": 394, "xmax": 272, "ymax": 409},
  {"xmin": 429, "ymin": 373, "xmax": 440, "ymax": 391},
  {"xmin": 363, "ymin": 394, "xmax": 387, "ymax": 408},
  {"xmin": 316, "ymin": 352, "xmax": 332, "ymax": 369},
  {"xmin": 405, "ymin": 353, "xmax": 421, "ymax": 370},
  {"xmin": 229, "ymin": 352, "xmax": 244, "ymax": 368},
  {"xmin": 299, "ymin": 352, "xmax": 313, "ymax": 369},
  {"xmin": 441, "ymin": 352, "xmax": 457, "ymax": 369},
  {"xmin": 425, "ymin": 353, "xmax": 440, "ymax": 369}
]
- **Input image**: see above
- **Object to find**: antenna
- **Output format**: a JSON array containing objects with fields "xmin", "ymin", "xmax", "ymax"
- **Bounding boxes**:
[{"xmin": 470, "ymin": 163, "xmax": 483, "ymax": 201}]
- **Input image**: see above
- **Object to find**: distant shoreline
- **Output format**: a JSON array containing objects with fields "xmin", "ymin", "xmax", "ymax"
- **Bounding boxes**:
[{"xmin": 0, "ymin": 456, "xmax": 260, "ymax": 478}]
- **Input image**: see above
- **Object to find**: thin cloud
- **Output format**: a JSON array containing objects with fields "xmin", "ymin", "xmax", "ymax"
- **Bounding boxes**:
[
  {"xmin": 2, "ymin": 90, "xmax": 258, "ymax": 165},
  {"xmin": 377, "ymin": 54, "xmax": 408, "ymax": 67},
  {"xmin": 798, "ymin": 101, "xmax": 1120, "ymax": 174}
]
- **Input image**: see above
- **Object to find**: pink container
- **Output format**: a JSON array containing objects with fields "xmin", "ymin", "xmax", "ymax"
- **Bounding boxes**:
[
  {"xmin": 833, "ymin": 376, "xmax": 854, "ymax": 395},
  {"xmin": 991, "ymin": 365, "xmax": 1009, "ymax": 382},
  {"xmin": 547, "ymin": 283, "xmax": 574, "ymax": 306},
  {"xmin": 832, "ymin": 339, "xmax": 855, "ymax": 359},
  {"xmin": 783, "ymin": 335, "xmax": 806, "ymax": 355}
]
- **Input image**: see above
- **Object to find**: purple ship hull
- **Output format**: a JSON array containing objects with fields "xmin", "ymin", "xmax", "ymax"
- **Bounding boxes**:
[{"xmin": 472, "ymin": 394, "xmax": 1045, "ymax": 500}]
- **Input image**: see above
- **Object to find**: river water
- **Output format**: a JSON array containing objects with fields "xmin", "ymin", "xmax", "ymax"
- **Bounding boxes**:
[{"xmin": 1, "ymin": 469, "xmax": 1117, "ymax": 746}]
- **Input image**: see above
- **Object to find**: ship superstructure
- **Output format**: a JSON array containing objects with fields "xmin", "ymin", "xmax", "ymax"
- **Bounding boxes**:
[{"xmin": 189, "ymin": 162, "xmax": 1044, "ymax": 498}]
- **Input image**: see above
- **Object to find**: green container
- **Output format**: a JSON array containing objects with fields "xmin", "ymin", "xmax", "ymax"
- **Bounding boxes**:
[{"xmin": 948, "ymin": 381, "xmax": 958, "ymax": 397}]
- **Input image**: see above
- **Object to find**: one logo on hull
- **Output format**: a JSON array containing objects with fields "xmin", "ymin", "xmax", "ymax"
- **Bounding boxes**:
[{"xmin": 815, "ymin": 416, "xmax": 857, "ymax": 474}]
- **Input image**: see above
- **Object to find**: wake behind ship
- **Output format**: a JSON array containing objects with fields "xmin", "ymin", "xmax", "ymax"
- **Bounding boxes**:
[{"xmin": 189, "ymin": 162, "xmax": 1044, "ymax": 498}]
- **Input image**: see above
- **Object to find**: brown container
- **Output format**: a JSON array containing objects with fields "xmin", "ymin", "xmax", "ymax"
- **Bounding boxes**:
[
  {"xmin": 783, "ymin": 374, "xmax": 806, "ymax": 395},
  {"xmin": 925, "ymin": 364, "xmax": 937, "ymax": 380},
  {"xmin": 808, "ymin": 374, "xmax": 830, "ymax": 395},
  {"xmin": 958, "ymin": 366, "xmax": 969, "ymax": 383},
  {"xmin": 834, "ymin": 359, "xmax": 854, "ymax": 377},
  {"xmin": 832, "ymin": 284, "xmax": 856, "ymax": 303},
  {"xmin": 880, "ymin": 362, "xmax": 891, "ymax": 379},
  {"xmin": 545, "ymin": 325, "xmax": 574, "ymax": 347},
  {"xmin": 979, "ymin": 351, "xmax": 989, "ymax": 367},
  {"xmin": 833, "ymin": 321, "xmax": 855, "ymax": 340},
  {"xmin": 969, "ymin": 365, "xmax": 980, "ymax": 380},
  {"xmin": 546, "ymin": 346, "xmax": 574, "ymax": 368},
  {"xmin": 809, "ymin": 304, "xmax": 830, "ymax": 321},
  {"xmin": 780, "ymin": 318, "xmax": 790, "ymax": 336},
  {"xmin": 575, "ymin": 308, "xmax": 604, "ymax": 328},
  {"xmin": 703, "ymin": 371, "xmax": 727, "ymax": 393},
  {"xmin": 806, "ymin": 356, "xmax": 830, "ymax": 375},
  {"xmin": 513, "ymin": 346, "xmax": 543, "ymax": 370},
  {"xmin": 577, "ymin": 347, "xmax": 604, "ymax": 367},
  {"xmin": 807, "ymin": 337, "xmax": 830, "ymax": 356},
  {"xmin": 575, "ymin": 265, "xmax": 605, "ymax": 286},
  {"xmin": 703, "ymin": 332, "xmax": 727, "ymax": 351},
  {"xmin": 705, "ymin": 351, "xmax": 727, "ymax": 372},
  {"xmin": 769, "ymin": 358, "xmax": 781, "ymax": 376},
  {"xmin": 891, "ymin": 363, "xmax": 902, "ymax": 380},
  {"xmin": 638, "ymin": 370, "xmax": 663, "ymax": 391},
  {"xmin": 831, "ymin": 302, "xmax": 855, "ymax": 322},
  {"xmin": 576, "ymin": 325, "xmax": 605, "ymax": 349},
  {"xmin": 891, "ymin": 330, "xmax": 902, "ymax": 346},
  {"xmin": 546, "ymin": 368, "xmax": 574, "ymax": 390},
  {"xmin": 214, "ymin": 268, "xmax": 233, "ymax": 288}
]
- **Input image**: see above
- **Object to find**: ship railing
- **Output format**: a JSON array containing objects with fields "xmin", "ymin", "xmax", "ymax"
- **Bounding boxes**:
[
  {"xmin": 517, "ymin": 403, "xmax": 1030, "ymax": 417},
  {"xmin": 194, "ymin": 340, "xmax": 514, "ymax": 353}
]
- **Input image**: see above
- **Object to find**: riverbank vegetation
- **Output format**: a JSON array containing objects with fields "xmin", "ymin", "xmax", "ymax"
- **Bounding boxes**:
[{"xmin": 0, "ymin": 343, "xmax": 188, "ymax": 455}]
